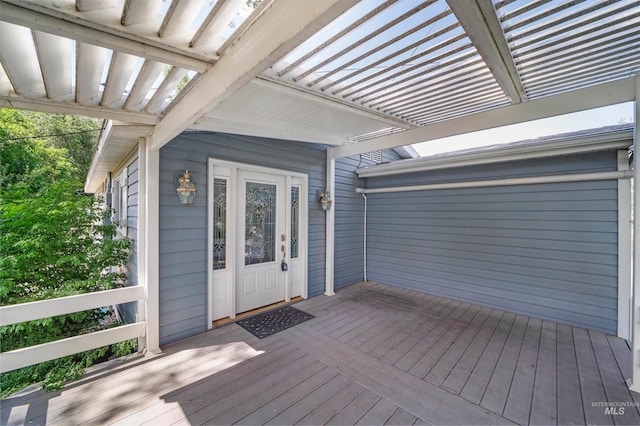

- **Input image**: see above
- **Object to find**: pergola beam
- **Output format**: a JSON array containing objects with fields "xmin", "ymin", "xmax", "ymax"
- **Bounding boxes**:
[
  {"xmin": 330, "ymin": 76, "xmax": 636, "ymax": 159},
  {"xmin": 0, "ymin": 1, "xmax": 211, "ymax": 73},
  {"xmin": 149, "ymin": 0, "xmax": 360, "ymax": 151},
  {"xmin": 447, "ymin": 0, "xmax": 526, "ymax": 104},
  {"xmin": 0, "ymin": 95, "xmax": 158, "ymax": 125}
]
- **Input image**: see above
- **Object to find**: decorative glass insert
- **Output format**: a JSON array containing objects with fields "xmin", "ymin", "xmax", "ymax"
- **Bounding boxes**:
[
  {"xmin": 291, "ymin": 186, "xmax": 300, "ymax": 259},
  {"xmin": 213, "ymin": 178, "xmax": 227, "ymax": 270},
  {"xmin": 245, "ymin": 182, "xmax": 276, "ymax": 265}
]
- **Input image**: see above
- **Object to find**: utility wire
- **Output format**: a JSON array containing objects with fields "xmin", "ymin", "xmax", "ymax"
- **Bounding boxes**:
[{"xmin": 1, "ymin": 127, "xmax": 104, "ymax": 142}]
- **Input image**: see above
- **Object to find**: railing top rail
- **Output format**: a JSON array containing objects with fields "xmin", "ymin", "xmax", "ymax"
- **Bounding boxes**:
[{"xmin": 0, "ymin": 286, "xmax": 144, "ymax": 326}]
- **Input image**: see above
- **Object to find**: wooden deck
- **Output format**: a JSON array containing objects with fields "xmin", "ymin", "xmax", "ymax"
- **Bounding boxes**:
[{"xmin": 2, "ymin": 281, "xmax": 639, "ymax": 425}]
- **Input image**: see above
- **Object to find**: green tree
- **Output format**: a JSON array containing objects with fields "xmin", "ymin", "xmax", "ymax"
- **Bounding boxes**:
[{"xmin": 0, "ymin": 109, "xmax": 134, "ymax": 397}]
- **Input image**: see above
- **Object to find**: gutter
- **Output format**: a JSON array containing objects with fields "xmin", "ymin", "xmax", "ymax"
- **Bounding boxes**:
[
  {"xmin": 357, "ymin": 169, "xmax": 633, "ymax": 194},
  {"xmin": 357, "ymin": 129, "xmax": 633, "ymax": 178}
]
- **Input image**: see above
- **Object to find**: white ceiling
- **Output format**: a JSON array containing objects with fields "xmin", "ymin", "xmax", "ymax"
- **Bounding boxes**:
[{"xmin": 0, "ymin": 0, "xmax": 639, "ymax": 191}]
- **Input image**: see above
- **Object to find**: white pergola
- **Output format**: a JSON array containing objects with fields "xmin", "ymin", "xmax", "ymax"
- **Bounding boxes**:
[{"xmin": 1, "ymin": 0, "xmax": 640, "ymax": 386}]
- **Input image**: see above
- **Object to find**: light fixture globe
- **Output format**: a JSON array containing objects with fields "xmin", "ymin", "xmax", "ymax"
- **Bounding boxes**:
[
  {"xmin": 176, "ymin": 170, "xmax": 196, "ymax": 204},
  {"xmin": 318, "ymin": 190, "xmax": 332, "ymax": 211}
]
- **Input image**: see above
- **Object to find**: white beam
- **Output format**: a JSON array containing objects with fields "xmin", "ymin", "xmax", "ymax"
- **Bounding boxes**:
[
  {"xmin": 123, "ymin": 60, "xmax": 166, "ymax": 112},
  {"xmin": 0, "ymin": 1, "xmax": 211, "ymax": 72},
  {"xmin": 158, "ymin": 0, "xmax": 202, "ymax": 38},
  {"xmin": 447, "ymin": 0, "xmax": 525, "ymax": 103},
  {"xmin": 0, "ymin": 21, "xmax": 44, "ymax": 97},
  {"xmin": 121, "ymin": 0, "xmax": 161, "ymax": 26},
  {"xmin": 76, "ymin": 0, "xmax": 117, "ymax": 12},
  {"xmin": 331, "ymin": 76, "xmax": 636, "ymax": 159},
  {"xmin": 631, "ymin": 73, "xmax": 640, "ymax": 393},
  {"xmin": 0, "ymin": 95, "xmax": 158, "ymax": 124},
  {"xmin": 33, "ymin": 31, "xmax": 73, "ymax": 100},
  {"xmin": 76, "ymin": 41, "xmax": 109, "ymax": 105},
  {"xmin": 101, "ymin": 51, "xmax": 138, "ymax": 107},
  {"xmin": 149, "ymin": 0, "xmax": 360, "ymax": 151},
  {"xmin": 190, "ymin": 0, "xmax": 245, "ymax": 49},
  {"xmin": 144, "ymin": 66, "xmax": 188, "ymax": 114}
]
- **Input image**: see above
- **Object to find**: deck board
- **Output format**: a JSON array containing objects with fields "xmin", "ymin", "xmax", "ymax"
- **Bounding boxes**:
[
  {"xmin": 480, "ymin": 314, "xmax": 528, "ymax": 415},
  {"xmin": 459, "ymin": 311, "xmax": 516, "ymax": 404},
  {"xmin": 296, "ymin": 381, "xmax": 365, "ymax": 425},
  {"xmin": 556, "ymin": 323, "xmax": 586, "ymax": 425},
  {"xmin": 573, "ymin": 327, "xmax": 613, "ymax": 425},
  {"xmin": 2, "ymin": 281, "xmax": 638, "ymax": 426},
  {"xmin": 589, "ymin": 331, "xmax": 640, "ymax": 425},
  {"xmin": 265, "ymin": 375, "xmax": 352, "ymax": 425},
  {"xmin": 408, "ymin": 303, "xmax": 482, "ymax": 379},
  {"xmin": 441, "ymin": 309, "xmax": 503, "ymax": 394},
  {"xmin": 426, "ymin": 306, "xmax": 493, "ymax": 386},
  {"xmin": 355, "ymin": 397, "xmax": 399, "ymax": 426},
  {"xmin": 503, "ymin": 317, "xmax": 542, "ymax": 424},
  {"xmin": 384, "ymin": 407, "xmax": 419, "ymax": 426},
  {"xmin": 529, "ymin": 320, "xmax": 557, "ymax": 426}
]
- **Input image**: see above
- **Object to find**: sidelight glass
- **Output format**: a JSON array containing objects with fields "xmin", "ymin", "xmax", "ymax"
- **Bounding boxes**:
[
  {"xmin": 291, "ymin": 186, "xmax": 300, "ymax": 259},
  {"xmin": 212, "ymin": 178, "xmax": 227, "ymax": 270}
]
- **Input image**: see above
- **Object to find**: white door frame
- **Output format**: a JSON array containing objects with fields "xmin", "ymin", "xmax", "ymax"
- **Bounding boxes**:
[{"xmin": 207, "ymin": 158, "xmax": 308, "ymax": 327}]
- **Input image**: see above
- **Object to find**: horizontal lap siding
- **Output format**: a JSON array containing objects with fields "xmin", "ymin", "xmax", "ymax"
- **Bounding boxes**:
[
  {"xmin": 365, "ymin": 152, "xmax": 619, "ymax": 335},
  {"xmin": 335, "ymin": 152, "xmax": 401, "ymax": 290},
  {"xmin": 119, "ymin": 156, "xmax": 139, "ymax": 325},
  {"xmin": 159, "ymin": 132, "xmax": 326, "ymax": 345}
]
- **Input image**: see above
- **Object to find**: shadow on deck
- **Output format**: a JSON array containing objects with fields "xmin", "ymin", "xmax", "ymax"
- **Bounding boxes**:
[{"xmin": 2, "ymin": 281, "xmax": 638, "ymax": 425}]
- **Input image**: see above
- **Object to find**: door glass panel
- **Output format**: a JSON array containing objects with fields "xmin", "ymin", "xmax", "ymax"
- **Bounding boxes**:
[
  {"xmin": 245, "ymin": 182, "xmax": 276, "ymax": 265},
  {"xmin": 291, "ymin": 186, "xmax": 299, "ymax": 259},
  {"xmin": 213, "ymin": 178, "xmax": 227, "ymax": 270}
]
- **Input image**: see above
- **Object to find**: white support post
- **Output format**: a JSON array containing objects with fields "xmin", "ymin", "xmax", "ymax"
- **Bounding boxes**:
[
  {"xmin": 139, "ymin": 136, "xmax": 161, "ymax": 355},
  {"xmin": 325, "ymin": 151, "xmax": 335, "ymax": 296},
  {"xmin": 631, "ymin": 74, "xmax": 640, "ymax": 392},
  {"xmin": 618, "ymin": 150, "xmax": 632, "ymax": 340}
]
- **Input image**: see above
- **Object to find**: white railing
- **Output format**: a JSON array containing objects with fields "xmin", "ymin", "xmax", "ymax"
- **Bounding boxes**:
[{"xmin": 0, "ymin": 286, "xmax": 146, "ymax": 373}]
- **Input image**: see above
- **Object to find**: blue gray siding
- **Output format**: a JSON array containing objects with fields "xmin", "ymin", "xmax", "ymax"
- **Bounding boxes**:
[
  {"xmin": 159, "ymin": 132, "xmax": 327, "ymax": 345},
  {"xmin": 119, "ymin": 156, "xmax": 140, "ymax": 324},
  {"xmin": 364, "ymin": 151, "xmax": 619, "ymax": 334},
  {"xmin": 334, "ymin": 151, "xmax": 402, "ymax": 290}
]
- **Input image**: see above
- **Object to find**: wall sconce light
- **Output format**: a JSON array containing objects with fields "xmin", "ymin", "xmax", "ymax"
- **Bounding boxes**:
[
  {"xmin": 318, "ymin": 190, "xmax": 332, "ymax": 211},
  {"xmin": 176, "ymin": 170, "xmax": 196, "ymax": 205}
]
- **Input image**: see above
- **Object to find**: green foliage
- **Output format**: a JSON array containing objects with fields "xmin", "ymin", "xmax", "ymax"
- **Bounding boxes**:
[
  {"xmin": 0, "ymin": 181, "xmax": 130, "ymax": 302},
  {"xmin": 246, "ymin": 0, "xmax": 263, "ymax": 8},
  {"xmin": 0, "ymin": 109, "xmax": 135, "ymax": 397}
]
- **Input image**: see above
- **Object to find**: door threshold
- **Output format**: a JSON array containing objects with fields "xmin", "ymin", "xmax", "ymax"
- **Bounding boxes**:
[{"xmin": 212, "ymin": 296, "xmax": 304, "ymax": 328}]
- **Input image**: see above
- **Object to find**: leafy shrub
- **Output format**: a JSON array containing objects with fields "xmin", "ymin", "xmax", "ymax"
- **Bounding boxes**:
[{"xmin": 0, "ymin": 110, "xmax": 135, "ymax": 397}]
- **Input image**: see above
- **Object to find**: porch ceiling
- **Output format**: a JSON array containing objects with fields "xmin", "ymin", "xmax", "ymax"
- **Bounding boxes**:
[{"xmin": 1, "ymin": 0, "xmax": 639, "ymax": 188}]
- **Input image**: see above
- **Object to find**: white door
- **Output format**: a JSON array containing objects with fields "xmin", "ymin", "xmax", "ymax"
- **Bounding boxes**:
[{"xmin": 236, "ymin": 170, "xmax": 286, "ymax": 313}]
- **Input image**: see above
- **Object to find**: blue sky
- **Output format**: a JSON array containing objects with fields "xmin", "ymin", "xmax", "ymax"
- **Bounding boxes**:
[{"xmin": 413, "ymin": 102, "xmax": 634, "ymax": 157}]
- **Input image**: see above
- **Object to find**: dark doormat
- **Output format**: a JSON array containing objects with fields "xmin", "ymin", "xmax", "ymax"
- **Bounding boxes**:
[{"xmin": 236, "ymin": 305, "xmax": 314, "ymax": 339}]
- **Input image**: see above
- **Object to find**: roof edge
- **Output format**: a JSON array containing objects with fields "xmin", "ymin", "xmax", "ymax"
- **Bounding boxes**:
[{"xmin": 357, "ymin": 125, "xmax": 633, "ymax": 178}]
